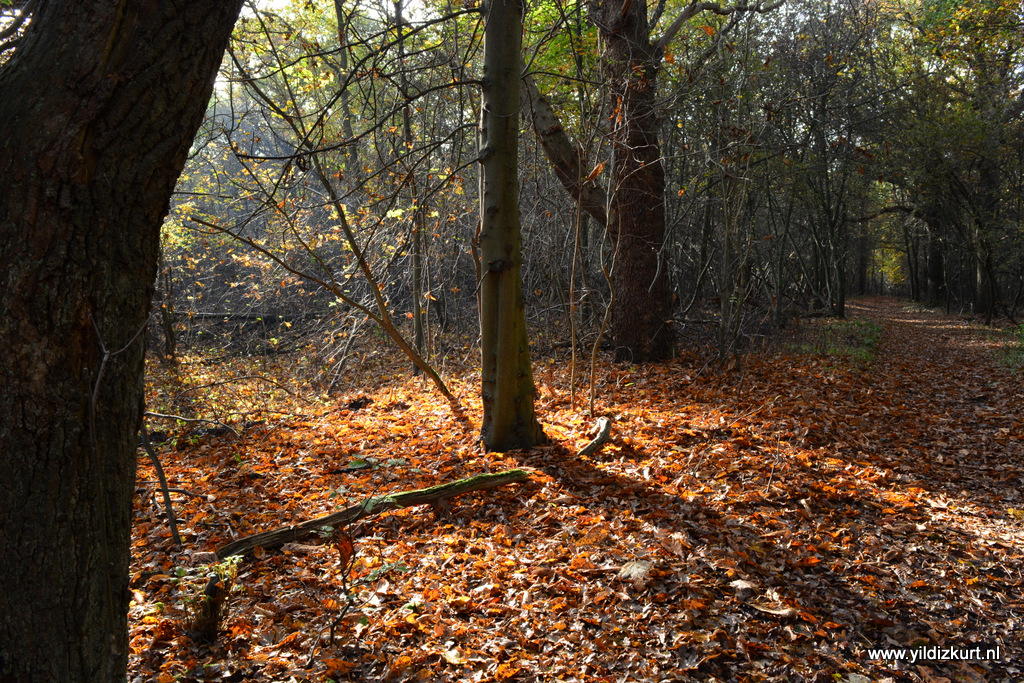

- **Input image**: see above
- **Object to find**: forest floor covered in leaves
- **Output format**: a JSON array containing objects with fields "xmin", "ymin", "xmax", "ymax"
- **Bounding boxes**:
[{"xmin": 129, "ymin": 297, "xmax": 1024, "ymax": 682}]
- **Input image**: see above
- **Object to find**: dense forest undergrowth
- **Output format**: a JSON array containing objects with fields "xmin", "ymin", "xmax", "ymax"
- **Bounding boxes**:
[{"xmin": 130, "ymin": 297, "xmax": 1023, "ymax": 682}]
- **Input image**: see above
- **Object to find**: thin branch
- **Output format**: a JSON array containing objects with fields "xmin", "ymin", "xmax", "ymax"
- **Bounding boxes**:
[
  {"xmin": 139, "ymin": 424, "xmax": 182, "ymax": 548},
  {"xmin": 144, "ymin": 411, "xmax": 240, "ymax": 436},
  {"xmin": 216, "ymin": 469, "xmax": 532, "ymax": 559},
  {"xmin": 654, "ymin": 0, "xmax": 783, "ymax": 53},
  {"xmin": 0, "ymin": 0, "xmax": 36, "ymax": 42}
]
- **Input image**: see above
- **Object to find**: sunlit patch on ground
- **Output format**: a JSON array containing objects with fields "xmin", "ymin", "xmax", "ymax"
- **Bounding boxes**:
[{"xmin": 130, "ymin": 297, "xmax": 1023, "ymax": 682}]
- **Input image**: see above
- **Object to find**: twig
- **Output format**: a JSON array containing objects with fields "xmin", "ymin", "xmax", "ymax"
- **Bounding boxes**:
[
  {"xmin": 139, "ymin": 423, "xmax": 182, "ymax": 547},
  {"xmin": 167, "ymin": 375, "xmax": 305, "ymax": 401},
  {"xmin": 144, "ymin": 411, "xmax": 239, "ymax": 436},
  {"xmin": 137, "ymin": 484, "xmax": 209, "ymax": 502}
]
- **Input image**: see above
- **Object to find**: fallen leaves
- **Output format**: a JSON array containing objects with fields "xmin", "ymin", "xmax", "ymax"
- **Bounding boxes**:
[{"xmin": 129, "ymin": 298, "xmax": 1024, "ymax": 682}]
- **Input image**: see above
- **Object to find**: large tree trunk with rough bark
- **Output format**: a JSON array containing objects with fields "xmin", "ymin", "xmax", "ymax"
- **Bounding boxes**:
[
  {"xmin": 477, "ymin": 0, "xmax": 546, "ymax": 451},
  {"xmin": 0, "ymin": 3, "xmax": 243, "ymax": 681},
  {"xmin": 528, "ymin": 1, "xmax": 775, "ymax": 362},
  {"xmin": 591, "ymin": 0, "xmax": 675, "ymax": 362},
  {"xmin": 524, "ymin": 26, "xmax": 674, "ymax": 362}
]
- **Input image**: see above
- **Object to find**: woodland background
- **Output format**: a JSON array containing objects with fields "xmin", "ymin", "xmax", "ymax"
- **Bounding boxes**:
[
  {"xmin": 155, "ymin": 0, "xmax": 1024, "ymax": 379},
  {"xmin": 1, "ymin": 0, "xmax": 1023, "ymax": 680},
  {"xmin": 127, "ymin": 0, "xmax": 1024, "ymax": 680}
]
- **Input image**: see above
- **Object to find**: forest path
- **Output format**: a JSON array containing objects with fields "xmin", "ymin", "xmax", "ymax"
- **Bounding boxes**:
[
  {"xmin": 129, "ymin": 296, "xmax": 1024, "ymax": 681},
  {"xmin": 843, "ymin": 296, "xmax": 1023, "ymax": 504}
]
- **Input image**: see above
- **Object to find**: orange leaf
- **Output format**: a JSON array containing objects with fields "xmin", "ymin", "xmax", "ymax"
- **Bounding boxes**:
[
  {"xmin": 336, "ymin": 532, "xmax": 355, "ymax": 566},
  {"xmin": 324, "ymin": 659, "xmax": 358, "ymax": 675},
  {"xmin": 584, "ymin": 161, "xmax": 606, "ymax": 183},
  {"xmin": 495, "ymin": 661, "xmax": 522, "ymax": 679}
]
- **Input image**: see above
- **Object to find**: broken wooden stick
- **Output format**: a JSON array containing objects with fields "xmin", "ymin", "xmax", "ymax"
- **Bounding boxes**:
[
  {"xmin": 577, "ymin": 417, "xmax": 612, "ymax": 457},
  {"xmin": 216, "ymin": 469, "xmax": 531, "ymax": 559}
]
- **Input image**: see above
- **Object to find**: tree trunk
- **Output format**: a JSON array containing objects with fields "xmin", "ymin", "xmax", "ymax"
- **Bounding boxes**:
[
  {"xmin": 856, "ymin": 223, "xmax": 869, "ymax": 296},
  {"xmin": 589, "ymin": 0, "xmax": 674, "ymax": 362},
  {"xmin": 0, "ymin": 3, "xmax": 243, "ymax": 681},
  {"xmin": 522, "ymin": 72, "xmax": 609, "ymax": 227},
  {"xmin": 477, "ymin": 0, "xmax": 546, "ymax": 451},
  {"xmin": 333, "ymin": 0, "xmax": 359, "ymax": 175},
  {"xmin": 974, "ymin": 151, "xmax": 1001, "ymax": 320},
  {"xmin": 394, "ymin": 0, "xmax": 426, "ymax": 371},
  {"xmin": 925, "ymin": 214, "xmax": 946, "ymax": 305}
]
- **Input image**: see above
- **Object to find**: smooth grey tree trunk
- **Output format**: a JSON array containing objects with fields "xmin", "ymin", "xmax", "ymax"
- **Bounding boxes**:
[{"xmin": 477, "ymin": 0, "xmax": 545, "ymax": 451}]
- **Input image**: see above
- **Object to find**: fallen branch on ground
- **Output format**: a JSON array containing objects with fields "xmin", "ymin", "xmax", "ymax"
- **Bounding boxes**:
[
  {"xmin": 577, "ymin": 417, "xmax": 612, "ymax": 457},
  {"xmin": 216, "ymin": 469, "xmax": 532, "ymax": 559}
]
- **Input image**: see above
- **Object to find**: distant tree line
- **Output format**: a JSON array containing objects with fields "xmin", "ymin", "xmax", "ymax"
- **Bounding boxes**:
[{"xmin": 161, "ymin": 0, "xmax": 1024, "ymax": 377}]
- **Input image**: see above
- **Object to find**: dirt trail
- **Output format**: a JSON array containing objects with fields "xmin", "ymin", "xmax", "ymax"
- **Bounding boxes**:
[
  {"xmin": 849, "ymin": 296, "xmax": 1016, "ymax": 388},
  {"xmin": 842, "ymin": 297, "xmax": 1023, "ymax": 503},
  {"xmin": 745, "ymin": 297, "xmax": 1024, "ymax": 677}
]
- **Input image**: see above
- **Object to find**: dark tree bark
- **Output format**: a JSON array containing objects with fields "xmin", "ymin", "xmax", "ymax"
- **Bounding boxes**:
[
  {"xmin": 527, "ymin": 0, "xmax": 776, "ymax": 363},
  {"xmin": 590, "ymin": 0, "xmax": 675, "ymax": 362},
  {"xmin": 973, "ymin": 154, "xmax": 1000, "ymax": 320},
  {"xmin": 924, "ymin": 210, "xmax": 947, "ymax": 305},
  {"xmin": 477, "ymin": 0, "xmax": 546, "ymax": 451},
  {"xmin": 0, "ymin": 2, "xmax": 243, "ymax": 681}
]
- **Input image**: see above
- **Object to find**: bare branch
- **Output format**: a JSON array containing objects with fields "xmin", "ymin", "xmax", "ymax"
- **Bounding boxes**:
[
  {"xmin": 654, "ymin": 0, "xmax": 782, "ymax": 53},
  {"xmin": 0, "ymin": 0, "xmax": 36, "ymax": 43}
]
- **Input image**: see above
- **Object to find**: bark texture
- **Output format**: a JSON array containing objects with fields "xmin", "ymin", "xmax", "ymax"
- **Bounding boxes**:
[
  {"xmin": 0, "ymin": 2, "xmax": 243, "ymax": 681},
  {"xmin": 591, "ymin": 0, "xmax": 675, "ymax": 362},
  {"xmin": 477, "ymin": 0, "xmax": 546, "ymax": 451}
]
